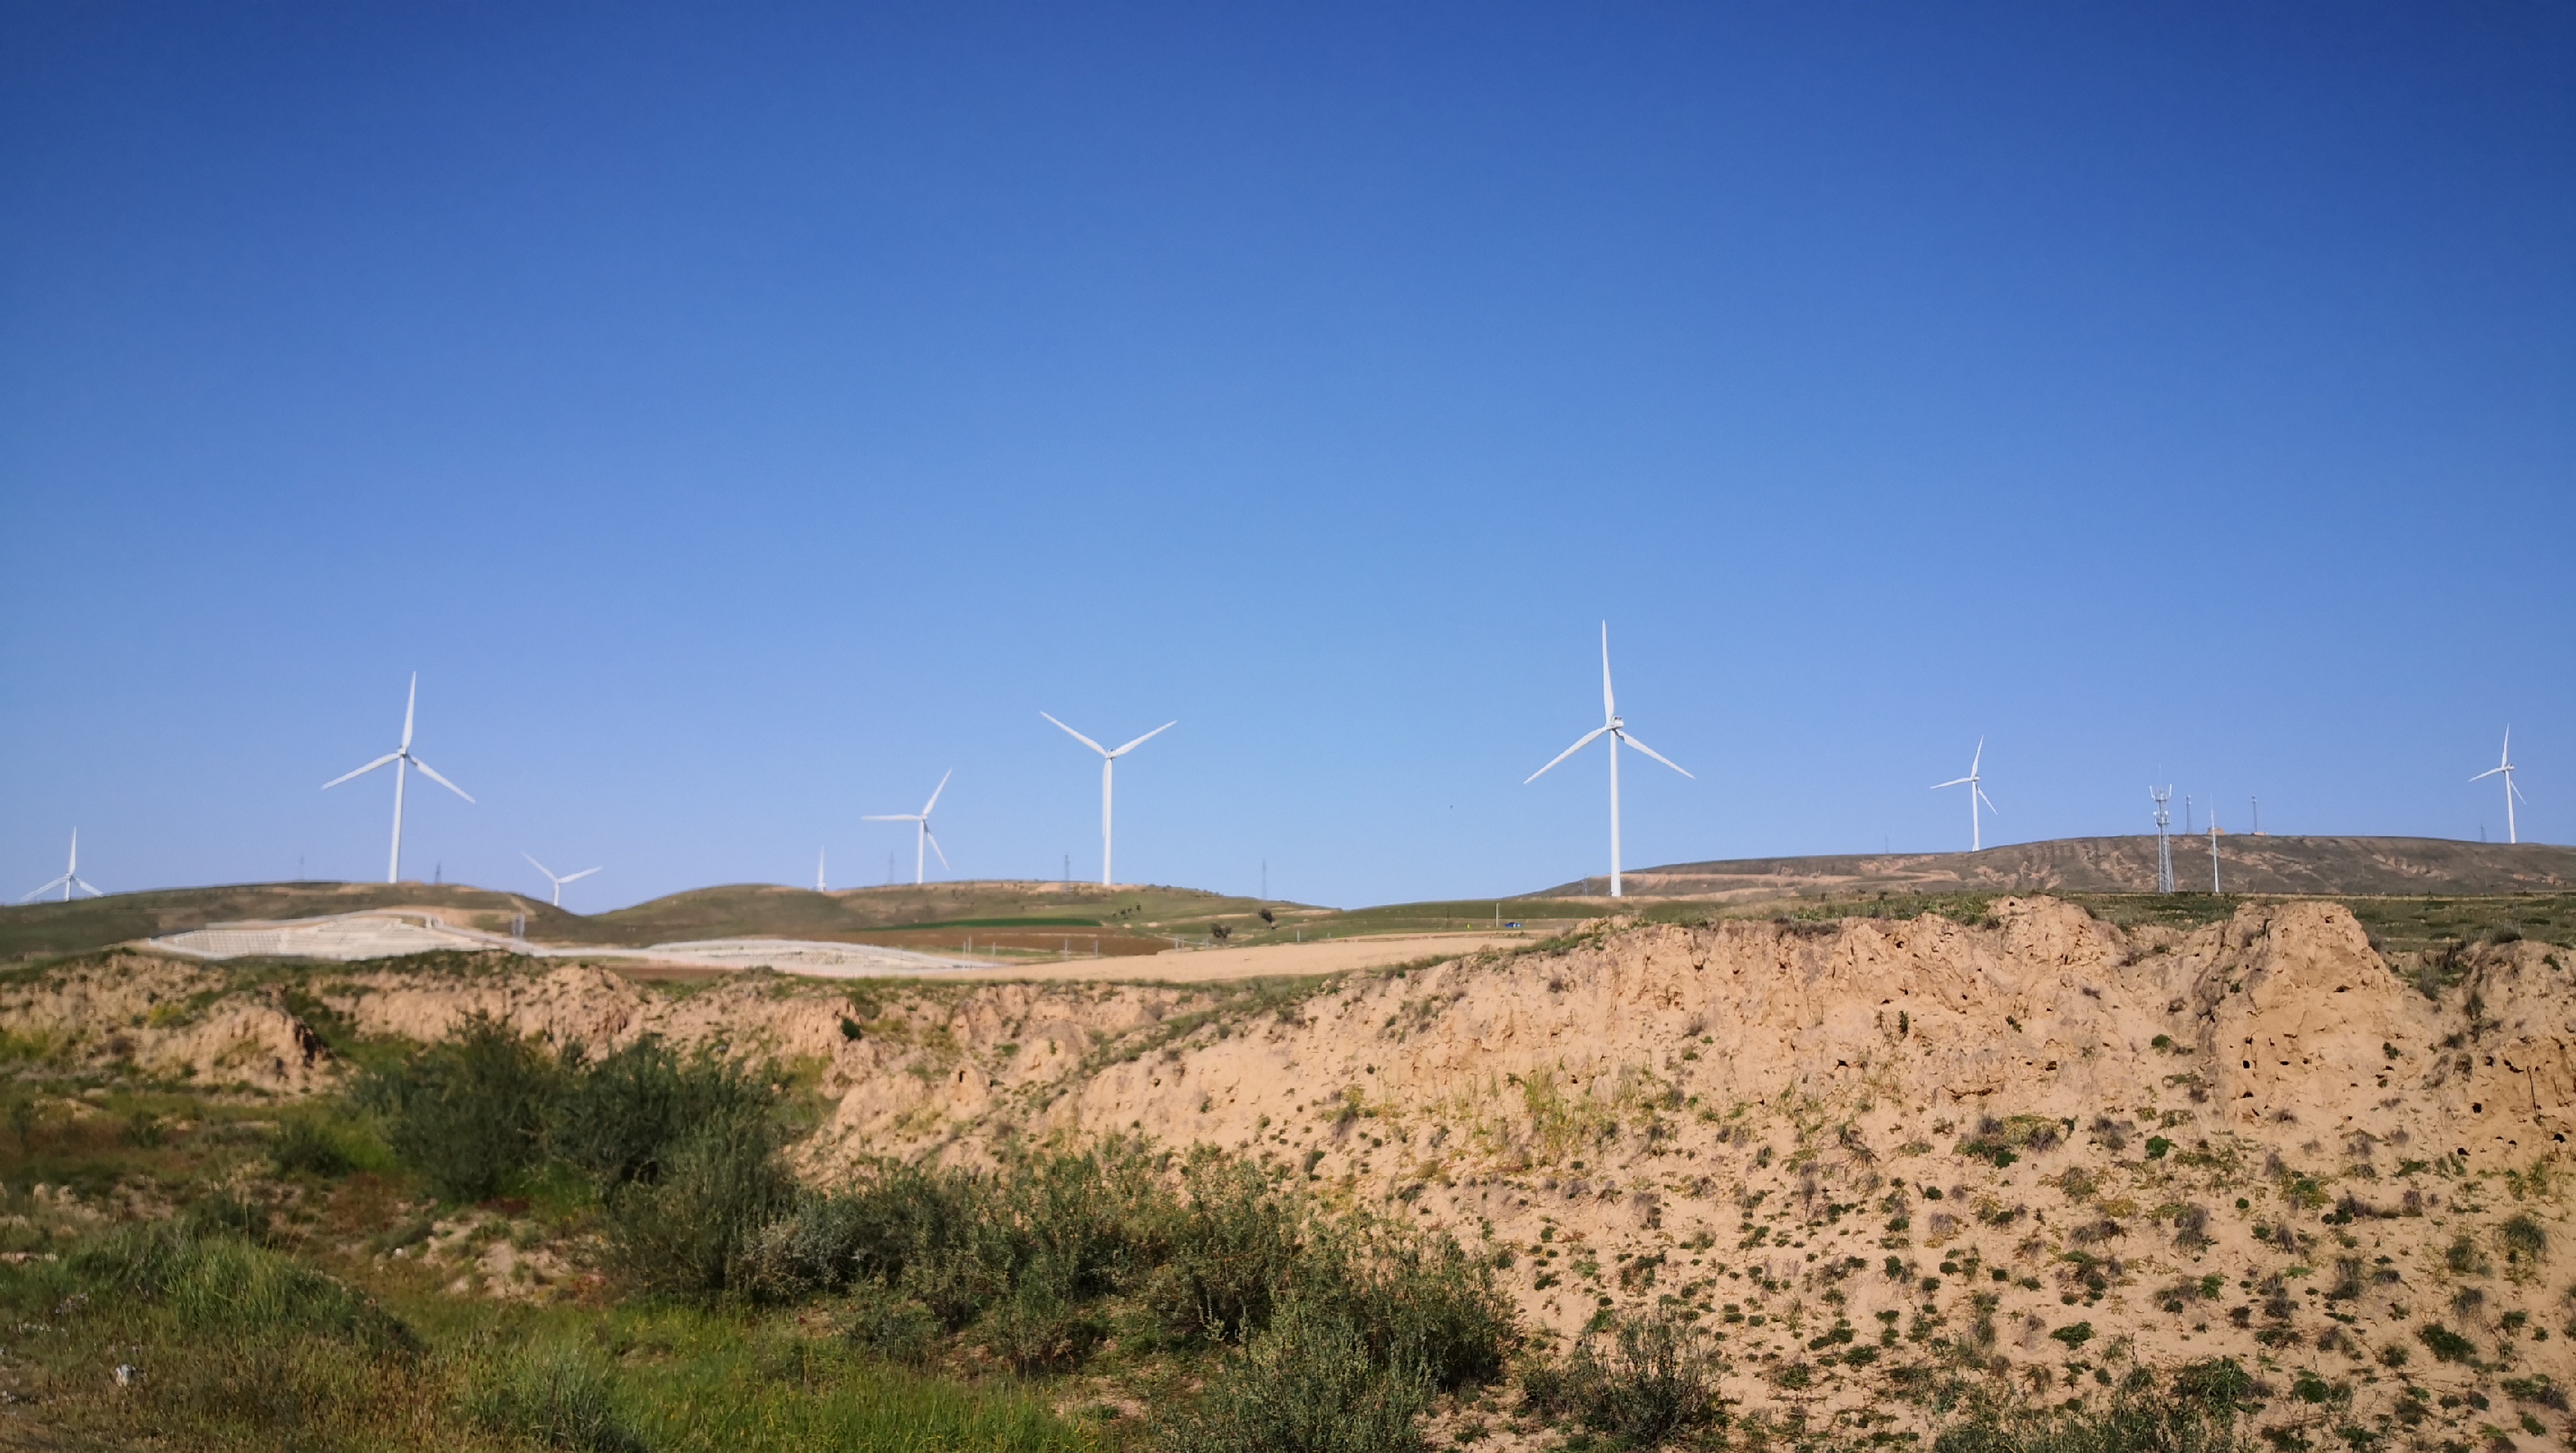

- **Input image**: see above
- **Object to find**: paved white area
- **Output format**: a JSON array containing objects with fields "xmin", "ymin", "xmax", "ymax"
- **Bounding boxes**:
[{"xmin": 148, "ymin": 912, "xmax": 983, "ymax": 976}]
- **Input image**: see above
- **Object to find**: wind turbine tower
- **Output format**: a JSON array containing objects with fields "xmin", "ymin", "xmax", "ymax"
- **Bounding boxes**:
[
  {"xmin": 1523, "ymin": 623, "xmax": 1693, "ymax": 898},
  {"xmin": 2208, "ymin": 808, "xmax": 2223, "ymax": 893},
  {"xmin": 520, "ymin": 853, "xmax": 600, "ymax": 908},
  {"xmin": 865, "ymin": 770, "xmax": 954, "ymax": 886},
  {"xmin": 322, "ymin": 674, "xmax": 474, "ymax": 883},
  {"xmin": 1042, "ymin": 715, "xmax": 1176, "ymax": 886},
  {"xmin": 1931, "ymin": 739, "xmax": 2000, "ymax": 852},
  {"xmin": 2150, "ymin": 786, "xmax": 2174, "ymax": 894},
  {"xmin": 816, "ymin": 848, "xmax": 828, "ymax": 893},
  {"xmin": 2471, "ymin": 729, "xmax": 2527, "ymax": 845},
  {"xmin": 21, "ymin": 829, "xmax": 102, "ymax": 903}
]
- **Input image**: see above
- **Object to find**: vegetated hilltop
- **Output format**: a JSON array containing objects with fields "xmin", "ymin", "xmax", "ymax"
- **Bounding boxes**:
[
  {"xmin": 0, "ymin": 878, "xmax": 1304, "ymax": 965},
  {"xmin": 1571, "ymin": 835, "xmax": 2576, "ymax": 903},
  {"xmin": 16, "ymin": 893, "xmax": 2574, "ymax": 1447}
]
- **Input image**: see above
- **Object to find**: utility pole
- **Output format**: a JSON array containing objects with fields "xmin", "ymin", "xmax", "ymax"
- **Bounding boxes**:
[{"xmin": 2151, "ymin": 786, "xmax": 2175, "ymax": 894}]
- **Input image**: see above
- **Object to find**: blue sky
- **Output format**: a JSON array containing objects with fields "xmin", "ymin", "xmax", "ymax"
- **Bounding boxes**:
[{"xmin": 4, "ymin": 3, "xmax": 2569, "ymax": 909}]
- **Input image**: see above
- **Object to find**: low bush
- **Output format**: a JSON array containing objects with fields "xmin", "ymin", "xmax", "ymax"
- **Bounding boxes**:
[
  {"xmin": 603, "ymin": 1098, "xmax": 794, "ymax": 1299},
  {"xmin": 551, "ymin": 1038, "xmax": 769, "ymax": 1191},
  {"xmin": 1152, "ymin": 1297, "xmax": 1432, "ymax": 1453},
  {"xmin": 1935, "ymin": 1362, "xmax": 2251, "ymax": 1453},
  {"xmin": 458, "ymin": 1339, "xmax": 645, "ymax": 1452},
  {"xmin": 271, "ymin": 1116, "xmax": 356, "ymax": 1177},
  {"xmin": 1523, "ymin": 1307, "xmax": 1722, "ymax": 1447},
  {"xmin": 70, "ymin": 1222, "xmax": 415, "ymax": 1355},
  {"xmin": 357, "ymin": 1013, "xmax": 561, "ymax": 1202}
]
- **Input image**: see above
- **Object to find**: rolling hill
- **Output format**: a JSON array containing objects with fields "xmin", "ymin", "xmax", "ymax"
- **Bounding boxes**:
[{"xmin": 1558, "ymin": 834, "xmax": 2575, "ymax": 901}]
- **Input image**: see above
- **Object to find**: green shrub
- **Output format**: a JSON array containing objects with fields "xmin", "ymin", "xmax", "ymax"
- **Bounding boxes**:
[
  {"xmin": 1934, "ymin": 1362, "xmax": 2248, "ymax": 1453},
  {"xmin": 179, "ymin": 1188, "xmax": 275, "ymax": 1245},
  {"xmin": 271, "ymin": 1116, "xmax": 356, "ymax": 1178},
  {"xmin": 551, "ymin": 1038, "xmax": 768, "ymax": 1190},
  {"xmin": 837, "ymin": 1280, "xmax": 940, "ymax": 1364},
  {"xmin": 2417, "ymin": 1323, "xmax": 2478, "ymax": 1363},
  {"xmin": 358, "ymin": 1013, "xmax": 561, "ymax": 1202},
  {"xmin": 1145, "ymin": 1148, "xmax": 1307, "ymax": 1343},
  {"xmin": 2499, "ymin": 1213, "xmax": 2547, "ymax": 1267},
  {"xmin": 974, "ymin": 1259, "xmax": 1108, "ymax": 1374},
  {"xmin": 458, "ymin": 1340, "xmax": 645, "ymax": 1452},
  {"xmin": 604, "ymin": 1099, "xmax": 794, "ymax": 1299},
  {"xmin": 1297, "ymin": 1218, "xmax": 1515, "ymax": 1392},
  {"xmin": 1153, "ymin": 1297, "xmax": 1431, "ymax": 1453},
  {"xmin": 68, "ymin": 1223, "xmax": 415, "ymax": 1355},
  {"xmin": 1523, "ymin": 1307, "xmax": 1721, "ymax": 1445}
]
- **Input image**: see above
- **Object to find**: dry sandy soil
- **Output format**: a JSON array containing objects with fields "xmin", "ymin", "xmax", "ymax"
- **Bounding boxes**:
[
  {"xmin": 10, "ymin": 898, "xmax": 2574, "ymax": 1447},
  {"xmin": 944, "ymin": 930, "xmax": 1528, "ymax": 982}
]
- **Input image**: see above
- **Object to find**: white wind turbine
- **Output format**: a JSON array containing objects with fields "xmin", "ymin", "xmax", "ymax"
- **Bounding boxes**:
[
  {"xmin": 2471, "ymin": 727, "xmax": 2528, "ymax": 845},
  {"xmin": 865, "ymin": 770, "xmax": 953, "ymax": 885},
  {"xmin": 1931, "ymin": 738, "xmax": 1999, "ymax": 851},
  {"xmin": 1042, "ymin": 714, "xmax": 1176, "ymax": 886},
  {"xmin": 21, "ymin": 829, "xmax": 103, "ymax": 903},
  {"xmin": 322, "ymin": 673, "xmax": 474, "ymax": 883},
  {"xmin": 1524, "ymin": 623, "xmax": 1692, "ymax": 898},
  {"xmin": 520, "ymin": 853, "xmax": 600, "ymax": 907}
]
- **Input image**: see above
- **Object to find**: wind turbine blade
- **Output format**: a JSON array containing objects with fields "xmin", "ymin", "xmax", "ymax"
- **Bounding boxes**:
[
  {"xmin": 72, "ymin": 878, "xmax": 101, "ymax": 898},
  {"xmin": 1969, "ymin": 737, "xmax": 1984, "ymax": 774},
  {"xmin": 322, "ymin": 752, "xmax": 401, "ymax": 790},
  {"xmin": 1111, "ymin": 720, "xmax": 1177, "ymax": 756},
  {"xmin": 924, "ymin": 828, "xmax": 949, "ymax": 870},
  {"xmin": 1524, "ymin": 726, "xmax": 1611, "ymax": 784},
  {"xmin": 1040, "ymin": 712, "xmax": 1111, "ymax": 756},
  {"xmin": 20, "ymin": 876, "xmax": 69, "ymax": 904},
  {"xmin": 402, "ymin": 673, "xmax": 418, "ymax": 749},
  {"xmin": 561, "ymin": 867, "xmax": 601, "ymax": 883},
  {"xmin": 862, "ymin": 814, "xmax": 917, "ymax": 823},
  {"xmin": 1600, "ymin": 622, "xmax": 1616, "ymax": 723},
  {"xmin": 1930, "ymin": 776, "xmax": 1971, "ymax": 790},
  {"xmin": 522, "ymin": 851, "xmax": 557, "ymax": 882},
  {"xmin": 409, "ymin": 758, "xmax": 475, "ymax": 804},
  {"xmin": 1614, "ymin": 730, "xmax": 1694, "ymax": 779},
  {"xmin": 2511, "ymin": 779, "xmax": 2530, "ymax": 804},
  {"xmin": 1978, "ymin": 787, "xmax": 2000, "ymax": 815},
  {"xmin": 2471, "ymin": 766, "xmax": 2506, "ymax": 783},
  {"xmin": 921, "ymin": 768, "xmax": 952, "ymax": 817}
]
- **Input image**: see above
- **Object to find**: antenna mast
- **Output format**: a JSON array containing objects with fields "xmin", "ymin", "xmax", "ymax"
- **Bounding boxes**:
[{"xmin": 2151, "ymin": 786, "xmax": 2174, "ymax": 893}]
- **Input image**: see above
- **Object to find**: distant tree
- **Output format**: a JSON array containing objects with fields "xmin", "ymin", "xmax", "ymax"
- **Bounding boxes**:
[
  {"xmin": 1258, "ymin": 908, "xmax": 1276, "ymax": 926},
  {"xmin": 1210, "ymin": 923, "xmax": 1233, "ymax": 943}
]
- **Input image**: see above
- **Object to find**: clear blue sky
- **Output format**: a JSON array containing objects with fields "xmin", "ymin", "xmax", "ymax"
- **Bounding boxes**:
[{"xmin": 4, "ymin": 4, "xmax": 2569, "ymax": 909}]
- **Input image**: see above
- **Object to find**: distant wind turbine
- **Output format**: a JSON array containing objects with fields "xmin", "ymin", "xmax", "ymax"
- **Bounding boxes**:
[
  {"xmin": 816, "ymin": 847, "xmax": 828, "ymax": 893},
  {"xmin": 865, "ymin": 770, "xmax": 954, "ymax": 885},
  {"xmin": 1524, "ymin": 623, "xmax": 1693, "ymax": 898},
  {"xmin": 1042, "ymin": 715, "xmax": 1176, "ymax": 886},
  {"xmin": 1931, "ymin": 739, "xmax": 1999, "ymax": 851},
  {"xmin": 2471, "ymin": 728, "xmax": 2528, "ymax": 845},
  {"xmin": 322, "ymin": 673, "xmax": 474, "ymax": 883},
  {"xmin": 520, "ymin": 853, "xmax": 600, "ymax": 907},
  {"xmin": 21, "ymin": 829, "xmax": 102, "ymax": 903}
]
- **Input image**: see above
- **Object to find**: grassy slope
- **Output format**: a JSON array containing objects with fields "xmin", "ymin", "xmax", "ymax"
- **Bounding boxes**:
[
  {"xmin": 0, "ymin": 878, "xmax": 1310, "ymax": 964},
  {"xmin": 1580, "ymin": 834, "xmax": 2576, "ymax": 900}
]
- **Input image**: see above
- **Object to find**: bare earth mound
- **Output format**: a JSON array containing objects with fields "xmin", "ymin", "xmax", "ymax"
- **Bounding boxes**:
[{"xmin": 9, "ymin": 898, "xmax": 2572, "ymax": 1446}]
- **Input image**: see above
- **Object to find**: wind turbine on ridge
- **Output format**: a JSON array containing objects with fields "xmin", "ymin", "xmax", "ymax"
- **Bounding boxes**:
[
  {"xmin": 21, "ymin": 830, "xmax": 102, "ymax": 903},
  {"xmin": 865, "ymin": 770, "xmax": 954, "ymax": 886},
  {"xmin": 322, "ymin": 674, "xmax": 474, "ymax": 883},
  {"xmin": 520, "ymin": 853, "xmax": 600, "ymax": 907},
  {"xmin": 1931, "ymin": 739, "xmax": 1999, "ymax": 851},
  {"xmin": 2472, "ymin": 728, "xmax": 2528, "ymax": 845},
  {"xmin": 1524, "ymin": 623, "xmax": 1692, "ymax": 898},
  {"xmin": 1042, "ymin": 714, "xmax": 1175, "ymax": 887}
]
